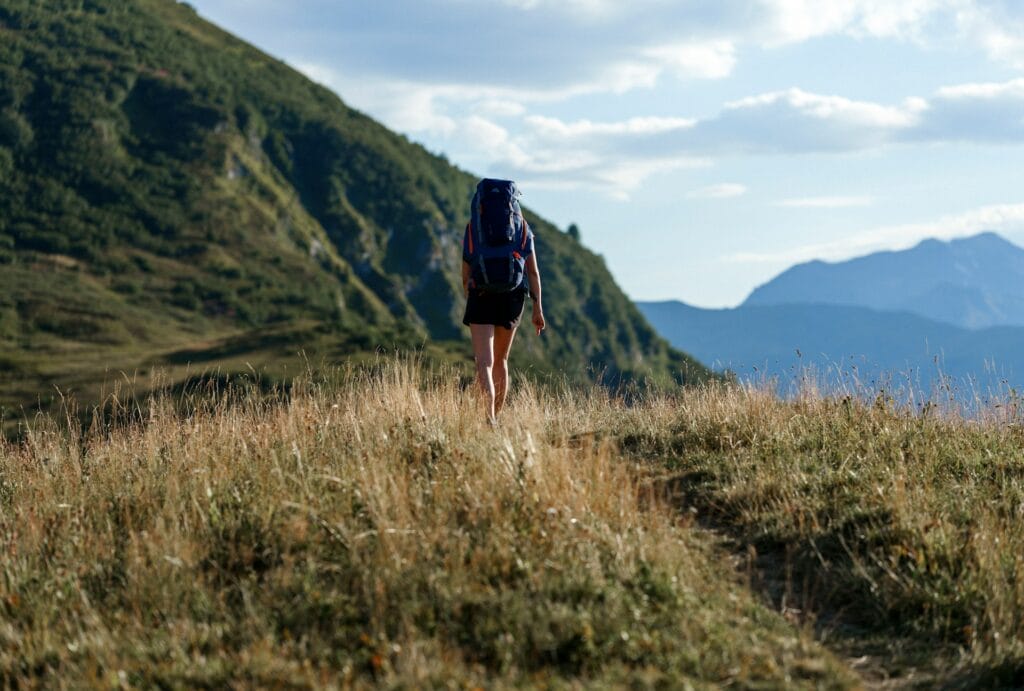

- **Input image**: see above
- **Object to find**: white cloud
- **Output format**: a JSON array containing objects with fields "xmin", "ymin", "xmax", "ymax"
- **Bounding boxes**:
[
  {"xmin": 687, "ymin": 183, "xmax": 748, "ymax": 199},
  {"xmin": 726, "ymin": 201, "xmax": 1024, "ymax": 265},
  {"xmin": 292, "ymin": 61, "xmax": 335, "ymax": 89},
  {"xmin": 506, "ymin": 115, "xmax": 708, "ymax": 195},
  {"xmin": 294, "ymin": 53, "xmax": 1024, "ymax": 199},
  {"xmin": 460, "ymin": 116, "xmax": 534, "ymax": 169},
  {"xmin": 496, "ymin": 0, "xmax": 622, "ymax": 18},
  {"xmin": 913, "ymin": 75, "xmax": 1024, "ymax": 142},
  {"xmin": 594, "ymin": 61, "xmax": 664, "ymax": 94},
  {"xmin": 505, "ymin": 153, "xmax": 710, "ymax": 199},
  {"xmin": 979, "ymin": 25, "xmax": 1024, "ymax": 69},
  {"xmin": 776, "ymin": 195, "xmax": 875, "ymax": 208},
  {"xmin": 936, "ymin": 77, "xmax": 1024, "ymax": 99},
  {"xmin": 760, "ymin": 0, "xmax": 949, "ymax": 45},
  {"xmin": 951, "ymin": 2, "xmax": 1024, "ymax": 70},
  {"xmin": 502, "ymin": 89, "xmax": 919, "ymax": 179},
  {"xmin": 289, "ymin": 58, "xmax": 706, "ymax": 196},
  {"xmin": 759, "ymin": 0, "xmax": 860, "ymax": 45},
  {"xmin": 475, "ymin": 99, "xmax": 528, "ymax": 118},
  {"xmin": 675, "ymin": 88, "xmax": 927, "ymax": 154},
  {"xmin": 596, "ymin": 159, "xmax": 711, "ymax": 200},
  {"xmin": 524, "ymin": 115, "xmax": 696, "ymax": 138},
  {"xmin": 204, "ymin": 0, "xmax": 1024, "ymax": 120},
  {"xmin": 645, "ymin": 40, "xmax": 737, "ymax": 80},
  {"xmin": 508, "ymin": 76, "xmax": 1024, "ymax": 170},
  {"xmin": 275, "ymin": 2, "xmax": 1024, "ymax": 187},
  {"xmin": 725, "ymin": 89, "xmax": 923, "ymax": 128},
  {"xmin": 293, "ymin": 62, "xmax": 461, "ymax": 136}
]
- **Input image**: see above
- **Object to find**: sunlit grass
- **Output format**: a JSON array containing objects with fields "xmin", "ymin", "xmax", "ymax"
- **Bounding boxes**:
[
  {"xmin": 612, "ymin": 380, "xmax": 1024, "ymax": 684},
  {"xmin": 7, "ymin": 356, "xmax": 1024, "ymax": 686},
  {"xmin": 0, "ymin": 359, "xmax": 849, "ymax": 688}
]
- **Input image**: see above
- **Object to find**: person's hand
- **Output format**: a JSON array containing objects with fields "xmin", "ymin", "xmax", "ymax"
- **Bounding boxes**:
[{"xmin": 532, "ymin": 303, "xmax": 545, "ymax": 335}]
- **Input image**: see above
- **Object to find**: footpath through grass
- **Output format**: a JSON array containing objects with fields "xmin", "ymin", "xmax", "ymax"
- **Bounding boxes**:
[
  {"xmin": 0, "ymin": 360, "xmax": 852, "ymax": 688},
  {"xmin": 610, "ymin": 387, "xmax": 1024, "ymax": 687}
]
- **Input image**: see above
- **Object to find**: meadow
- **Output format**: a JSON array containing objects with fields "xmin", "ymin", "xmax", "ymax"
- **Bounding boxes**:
[{"xmin": 2, "ymin": 358, "xmax": 1023, "ymax": 687}]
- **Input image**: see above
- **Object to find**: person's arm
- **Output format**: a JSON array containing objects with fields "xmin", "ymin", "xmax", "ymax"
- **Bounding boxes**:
[
  {"xmin": 462, "ymin": 260, "xmax": 471, "ymax": 297},
  {"xmin": 525, "ymin": 253, "xmax": 545, "ymax": 335}
]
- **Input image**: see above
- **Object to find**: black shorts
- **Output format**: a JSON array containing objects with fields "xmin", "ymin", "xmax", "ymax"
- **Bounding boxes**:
[{"xmin": 463, "ymin": 288, "xmax": 527, "ymax": 330}]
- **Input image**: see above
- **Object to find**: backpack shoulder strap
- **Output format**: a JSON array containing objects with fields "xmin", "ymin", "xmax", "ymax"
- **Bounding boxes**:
[{"xmin": 470, "ymin": 187, "xmax": 487, "ymax": 253}]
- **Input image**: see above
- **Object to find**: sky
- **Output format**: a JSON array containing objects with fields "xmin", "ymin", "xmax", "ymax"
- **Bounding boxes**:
[{"xmin": 189, "ymin": 0, "xmax": 1024, "ymax": 308}]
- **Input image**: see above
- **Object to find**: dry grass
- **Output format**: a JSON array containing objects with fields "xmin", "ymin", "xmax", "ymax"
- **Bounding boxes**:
[
  {"xmin": 612, "ymin": 384, "xmax": 1024, "ymax": 685},
  {"xmin": 0, "ymin": 359, "xmax": 852, "ymax": 688}
]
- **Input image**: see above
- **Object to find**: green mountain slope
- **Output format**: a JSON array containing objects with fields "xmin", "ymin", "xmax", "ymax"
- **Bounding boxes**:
[{"xmin": 0, "ymin": 0, "xmax": 710, "ymax": 411}]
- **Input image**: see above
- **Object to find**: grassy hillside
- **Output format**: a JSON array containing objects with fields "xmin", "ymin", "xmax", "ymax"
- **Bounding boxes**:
[
  {"xmin": 0, "ymin": 0, "xmax": 709, "ymax": 414},
  {"xmin": 0, "ymin": 360, "xmax": 856, "ymax": 687},
  {"xmin": 621, "ymin": 389, "xmax": 1024, "ymax": 686},
  {"xmin": 4, "ymin": 359, "xmax": 1024, "ymax": 685}
]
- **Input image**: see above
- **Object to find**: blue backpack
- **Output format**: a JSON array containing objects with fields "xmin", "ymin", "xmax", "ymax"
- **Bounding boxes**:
[{"xmin": 465, "ymin": 178, "xmax": 529, "ymax": 293}]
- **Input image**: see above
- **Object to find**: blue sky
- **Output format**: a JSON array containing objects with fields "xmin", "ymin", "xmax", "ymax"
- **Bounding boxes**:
[{"xmin": 190, "ymin": 0, "xmax": 1024, "ymax": 307}]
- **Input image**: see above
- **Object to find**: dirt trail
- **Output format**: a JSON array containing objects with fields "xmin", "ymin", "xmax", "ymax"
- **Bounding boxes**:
[{"xmin": 647, "ymin": 469, "xmax": 959, "ymax": 690}]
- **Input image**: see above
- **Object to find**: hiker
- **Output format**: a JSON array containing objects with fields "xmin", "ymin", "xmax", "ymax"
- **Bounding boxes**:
[{"xmin": 462, "ymin": 178, "xmax": 546, "ymax": 424}]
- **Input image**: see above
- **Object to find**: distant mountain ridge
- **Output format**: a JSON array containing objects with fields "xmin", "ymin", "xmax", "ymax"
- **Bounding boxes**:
[
  {"xmin": 639, "ymin": 231, "xmax": 1024, "ymax": 398},
  {"xmin": 638, "ymin": 299, "xmax": 1024, "ymax": 398},
  {"xmin": 744, "ymin": 232, "xmax": 1024, "ymax": 329}
]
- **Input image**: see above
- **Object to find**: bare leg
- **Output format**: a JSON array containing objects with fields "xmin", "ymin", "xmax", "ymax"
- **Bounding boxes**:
[
  {"xmin": 492, "ymin": 325, "xmax": 518, "ymax": 417},
  {"xmin": 470, "ymin": 324, "xmax": 496, "ymax": 423}
]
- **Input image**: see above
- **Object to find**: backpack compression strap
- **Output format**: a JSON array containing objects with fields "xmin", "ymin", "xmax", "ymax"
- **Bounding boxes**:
[{"xmin": 470, "ymin": 194, "xmax": 484, "ymax": 255}]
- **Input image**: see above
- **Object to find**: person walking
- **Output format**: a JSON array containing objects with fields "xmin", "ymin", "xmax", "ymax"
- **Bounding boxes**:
[{"xmin": 462, "ymin": 179, "xmax": 546, "ymax": 424}]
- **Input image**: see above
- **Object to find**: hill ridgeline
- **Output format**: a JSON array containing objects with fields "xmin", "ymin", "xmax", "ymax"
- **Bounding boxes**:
[
  {"xmin": 0, "ymin": 0, "xmax": 710, "ymax": 410},
  {"xmin": 744, "ymin": 232, "xmax": 1024, "ymax": 329}
]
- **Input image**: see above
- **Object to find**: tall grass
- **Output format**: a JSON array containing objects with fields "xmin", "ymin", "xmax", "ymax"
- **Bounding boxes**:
[
  {"xmin": 0, "ymin": 360, "xmax": 850, "ymax": 688},
  {"xmin": 611, "ymin": 382, "xmax": 1024, "ymax": 684}
]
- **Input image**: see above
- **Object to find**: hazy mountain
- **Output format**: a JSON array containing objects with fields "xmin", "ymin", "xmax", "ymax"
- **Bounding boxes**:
[
  {"xmin": 744, "ymin": 232, "xmax": 1024, "ymax": 329},
  {"xmin": 0, "ymin": 0, "xmax": 709, "ymax": 411},
  {"xmin": 638, "ymin": 300, "xmax": 1024, "ymax": 400}
]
